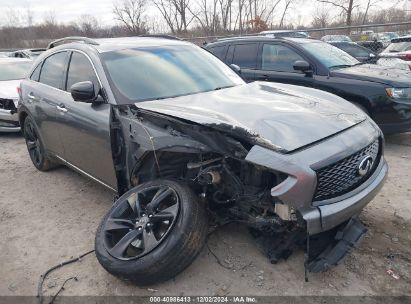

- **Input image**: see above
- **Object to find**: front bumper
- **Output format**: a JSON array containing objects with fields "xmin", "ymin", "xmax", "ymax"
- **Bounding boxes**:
[
  {"xmin": 245, "ymin": 119, "xmax": 386, "ymax": 235},
  {"xmin": 0, "ymin": 109, "xmax": 20, "ymax": 132},
  {"xmin": 299, "ymin": 157, "xmax": 388, "ymax": 235}
]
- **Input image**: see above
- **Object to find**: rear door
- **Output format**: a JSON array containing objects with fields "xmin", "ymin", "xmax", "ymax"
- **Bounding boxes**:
[
  {"xmin": 54, "ymin": 51, "xmax": 117, "ymax": 189},
  {"xmin": 225, "ymin": 43, "xmax": 258, "ymax": 82},
  {"xmin": 22, "ymin": 51, "xmax": 69, "ymax": 156},
  {"xmin": 255, "ymin": 43, "xmax": 314, "ymax": 87}
]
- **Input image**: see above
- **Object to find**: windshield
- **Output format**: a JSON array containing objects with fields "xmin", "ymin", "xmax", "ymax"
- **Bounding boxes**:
[
  {"xmin": 301, "ymin": 41, "xmax": 359, "ymax": 69},
  {"xmin": 384, "ymin": 41, "xmax": 411, "ymax": 53},
  {"xmin": 0, "ymin": 62, "xmax": 32, "ymax": 81},
  {"xmin": 102, "ymin": 45, "xmax": 244, "ymax": 103}
]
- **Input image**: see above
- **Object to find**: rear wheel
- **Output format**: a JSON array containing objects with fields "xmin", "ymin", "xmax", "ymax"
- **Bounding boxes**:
[
  {"xmin": 95, "ymin": 179, "xmax": 208, "ymax": 285},
  {"xmin": 23, "ymin": 116, "xmax": 59, "ymax": 171}
]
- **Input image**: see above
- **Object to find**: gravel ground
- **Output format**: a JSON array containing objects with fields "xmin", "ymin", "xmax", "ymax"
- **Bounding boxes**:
[{"xmin": 0, "ymin": 132, "xmax": 410, "ymax": 297}]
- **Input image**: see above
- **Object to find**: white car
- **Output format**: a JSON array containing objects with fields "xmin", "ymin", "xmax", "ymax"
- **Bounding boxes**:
[
  {"xmin": 377, "ymin": 36, "xmax": 411, "ymax": 71},
  {"xmin": 0, "ymin": 58, "xmax": 32, "ymax": 132}
]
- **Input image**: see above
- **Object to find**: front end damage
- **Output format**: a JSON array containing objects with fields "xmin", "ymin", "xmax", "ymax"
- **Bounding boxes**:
[{"xmin": 110, "ymin": 103, "xmax": 387, "ymax": 276}]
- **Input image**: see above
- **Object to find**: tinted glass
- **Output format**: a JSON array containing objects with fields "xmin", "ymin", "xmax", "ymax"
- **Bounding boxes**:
[
  {"xmin": 102, "ymin": 45, "xmax": 244, "ymax": 103},
  {"xmin": 39, "ymin": 52, "xmax": 67, "ymax": 89},
  {"xmin": 232, "ymin": 44, "xmax": 257, "ymax": 69},
  {"xmin": 209, "ymin": 46, "xmax": 226, "ymax": 60},
  {"xmin": 262, "ymin": 44, "xmax": 304, "ymax": 72},
  {"xmin": 66, "ymin": 52, "xmax": 99, "ymax": 91},
  {"xmin": 0, "ymin": 62, "xmax": 32, "ymax": 81},
  {"xmin": 30, "ymin": 63, "xmax": 41, "ymax": 81},
  {"xmin": 301, "ymin": 42, "xmax": 359, "ymax": 69},
  {"xmin": 337, "ymin": 44, "xmax": 369, "ymax": 57}
]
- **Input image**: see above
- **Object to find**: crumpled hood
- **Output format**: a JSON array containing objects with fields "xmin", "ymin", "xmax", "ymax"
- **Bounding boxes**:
[
  {"xmin": 0, "ymin": 80, "xmax": 21, "ymax": 99},
  {"xmin": 137, "ymin": 82, "xmax": 367, "ymax": 153},
  {"xmin": 330, "ymin": 64, "xmax": 411, "ymax": 86}
]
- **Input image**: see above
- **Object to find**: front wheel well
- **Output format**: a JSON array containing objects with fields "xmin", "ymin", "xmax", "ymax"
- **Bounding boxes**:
[{"xmin": 18, "ymin": 111, "xmax": 28, "ymax": 133}]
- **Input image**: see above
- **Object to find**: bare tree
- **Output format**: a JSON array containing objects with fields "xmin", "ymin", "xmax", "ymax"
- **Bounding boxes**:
[
  {"xmin": 317, "ymin": 0, "xmax": 358, "ymax": 28},
  {"xmin": 279, "ymin": 0, "xmax": 297, "ymax": 28},
  {"xmin": 113, "ymin": 0, "xmax": 148, "ymax": 35},
  {"xmin": 77, "ymin": 14, "xmax": 101, "ymax": 37},
  {"xmin": 152, "ymin": 0, "xmax": 194, "ymax": 33}
]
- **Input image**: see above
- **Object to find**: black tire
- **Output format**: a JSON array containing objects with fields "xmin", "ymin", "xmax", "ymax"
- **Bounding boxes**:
[
  {"xmin": 23, "ymin": 116, "xmax": 59, "ymax": 171},
  {"xmin": 95, "ymin": 179, "xmax": 208, "ymax": 285}
]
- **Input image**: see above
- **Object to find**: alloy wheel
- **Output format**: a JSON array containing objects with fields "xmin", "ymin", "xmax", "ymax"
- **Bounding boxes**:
[
  {"xmin": 104, "ymin": 185, "xmax": 180, "ymax": 260},
  {"xmin": 24, "ymin": 120, "xmax": 43, "ymax": 167}
]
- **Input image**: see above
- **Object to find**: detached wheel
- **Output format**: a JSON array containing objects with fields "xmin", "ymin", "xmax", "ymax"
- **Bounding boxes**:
[
  {"xmin": 23, "ymin": 116, "xmax": 59, "ymax": 171},
  {"xmin": 95, "ymin": 179, "xmax": 208, "ymax": 285}
]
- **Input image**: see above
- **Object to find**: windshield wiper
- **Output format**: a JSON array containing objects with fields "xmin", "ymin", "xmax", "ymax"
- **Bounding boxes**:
[
  {"xmin": 328, "ymin": 64, "xmax": 353, "ymax": 69},
  {"xmin": 213, "ymin": 85, "xmax": 235, "ymax": 91}
]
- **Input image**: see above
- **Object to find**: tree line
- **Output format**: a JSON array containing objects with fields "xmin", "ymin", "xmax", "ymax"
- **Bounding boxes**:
[{"xmin": 0, "ymin": 0, "xmax": 410, "ymax": 48}]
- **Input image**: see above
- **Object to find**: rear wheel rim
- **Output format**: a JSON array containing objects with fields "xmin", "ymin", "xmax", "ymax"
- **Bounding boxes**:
[
  {"xmin": 104, "ymin": 185, "xmax": 180, "ymax": 260},
  {"xmin": 24, "ymin": 121, "xmax": 43, "ymax": 167}
]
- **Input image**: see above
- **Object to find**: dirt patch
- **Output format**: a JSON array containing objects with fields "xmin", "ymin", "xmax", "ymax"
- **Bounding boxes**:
[{"xmin": 0, "ymin": 132, "xmax": 410, "ymax": 296}]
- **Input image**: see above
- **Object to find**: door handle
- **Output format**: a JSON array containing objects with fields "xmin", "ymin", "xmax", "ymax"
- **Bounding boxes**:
[
  {"xmin": 56, "ymin": 105, "xmax": 67, "ymax": 113},
  {"xmin": 27, "ymin": 92, "xmax": 36, "ymax": 103}
]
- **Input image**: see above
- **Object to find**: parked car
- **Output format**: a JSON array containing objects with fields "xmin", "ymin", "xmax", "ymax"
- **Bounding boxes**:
[
  {"xmin": 8, "ymin": 48, "xmax": 46, "ymax": 60},
  {"xmin": 18, "ymin": 36, "xmax": 388, "ymax": 285},
  {"xmin": 321, "ymin": 35, "xmax": 352, "ymax": 42},
  {"xmin": 329, "ymin": 41, "xmax": 377, "ymax": 62},
  {"xmin": 0, "ymin": 58, "xmax": 32, "ymax": 132},
  {"xmin": 377, "ymin": 36, "xmax": 411, "ymax": 71},
  {"xmin": 206, "ymin": 37, "xmax": 411, "ymax": 134},
  {"xmin": 260, "ymin": 30, "xmax": 310, "ymax": 38}
]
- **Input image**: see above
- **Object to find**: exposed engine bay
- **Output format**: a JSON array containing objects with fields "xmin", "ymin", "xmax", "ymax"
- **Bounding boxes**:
[{"xmin": 108, "ymin": 105, "xmax": 371, "ymax": 275}]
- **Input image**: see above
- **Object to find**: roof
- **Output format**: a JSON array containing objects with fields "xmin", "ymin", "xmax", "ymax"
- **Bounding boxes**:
[
  {"xmin": 0, "ymin": 57, "xmax": 32, "ymax": 64},
  {"xmin": 93, "ymin": 37, "xmax": 192, "ymax": 53},
  {"xmin": 46, "ymin": 36, "xmax": 192, "ymax": 53},
  {"xmin": 211, "ymin": 36, "xmax": 316, "ymax": 45}
]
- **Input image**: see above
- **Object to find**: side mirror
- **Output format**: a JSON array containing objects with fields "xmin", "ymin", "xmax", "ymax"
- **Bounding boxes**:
[
  {"xmin": 369, "ymin": 53, "xmax": 376, "ymax": 58},
  {"xmin": 229, "ymin": 64, "xmax": 241, "ymax": 75},
  {"xmin": 70, "ymin": 81, "xmax": 100, "ymax": 103},
  {"xmin": 293, "ymin": 60, "xmax": 312, "ymax": 75}
]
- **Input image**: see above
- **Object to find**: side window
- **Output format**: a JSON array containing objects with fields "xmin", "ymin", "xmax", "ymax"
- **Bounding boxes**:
[
  {"xmin": 226, "ymin": 45, "xmax": 235, "ymax": 64},
  {"xmin": 341, "ymin": 45, "xmax": 369, "ymax": 57},
  {"xmin": 66, "ymin": 52, "xmax": 99, "ymax": 92},
  {"xmin": 232, "ymin": 44, "xmax": 258, "ymax": 69},
  {"xmin": 209, "ymin": 46, "xmax": 226, "ymax": 60},
  {"xmin": 30, "ymin": 63, "xmax": 42, "ymax": 82},
  {"xmin": 39, "ymin": 52, "xmax": 67, "ymax": 89},
  {"xmin": 261, "ymin": 44, "xmax": 304, "ymax": 72}
]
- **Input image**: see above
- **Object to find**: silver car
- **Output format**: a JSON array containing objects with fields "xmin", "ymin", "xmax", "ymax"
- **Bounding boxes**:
[{"xmin": 0, "ymin": 58, "xmax": 32, "ymax": 132}]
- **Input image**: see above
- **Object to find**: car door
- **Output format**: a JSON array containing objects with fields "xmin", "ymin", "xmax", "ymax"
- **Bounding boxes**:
[
  {"xmin": 55, "ymin": 51, "xmax": 117, "ymax": 190},
  {"xmin": 226, "ymin": 43, "xmax": 258, "ymax": 82},
  {"xmin": 255, "ymin": 43, "xmax": 314, "ymax": 87},
  {"xmin": 23, "ymin": 51, "xmax": 69, "ymax": 156}
]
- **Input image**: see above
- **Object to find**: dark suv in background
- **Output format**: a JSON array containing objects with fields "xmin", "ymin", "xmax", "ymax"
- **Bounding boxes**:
[{"xmin": 206, "ymin": 37, "xmax": 411, "ymax": 134}]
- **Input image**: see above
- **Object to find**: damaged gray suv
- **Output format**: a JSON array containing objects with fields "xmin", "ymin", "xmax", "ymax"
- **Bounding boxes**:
[{"xmin": 18, "ymin": 36, "xmax": 388, "ymax": 285}]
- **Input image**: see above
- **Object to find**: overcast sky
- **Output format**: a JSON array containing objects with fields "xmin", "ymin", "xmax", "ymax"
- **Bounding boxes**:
[{"xmin": 0, "ymin": 0, "xmax": 407, "ymax": 28}]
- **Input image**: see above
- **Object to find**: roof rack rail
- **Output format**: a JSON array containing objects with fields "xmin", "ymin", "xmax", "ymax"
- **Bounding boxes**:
[
  {"xmin": 47, "ymin": 37, "xmax": 99, "ymax": 49},
  {"xmin": 138, "ymin": 34, "xmax": 182, "ymax": 40}
]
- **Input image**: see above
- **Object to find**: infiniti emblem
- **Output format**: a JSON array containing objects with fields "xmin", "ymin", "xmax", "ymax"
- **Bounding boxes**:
[{"xmin": 358, "ymin": 156, "xmax": 374, "ymax": 177}]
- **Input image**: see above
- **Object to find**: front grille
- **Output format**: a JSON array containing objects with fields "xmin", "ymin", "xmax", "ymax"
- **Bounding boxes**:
[
  {"xmin": 0, "ymin": 98, "xmax": 16, "ymax": 111},
  {"xmin": 314, "ymin": 139, "xmax": 380, "ymax": 201}
]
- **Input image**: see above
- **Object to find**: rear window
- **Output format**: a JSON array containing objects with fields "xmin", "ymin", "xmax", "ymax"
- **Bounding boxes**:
[
  {"xmin": 209, "ymin": 46, "xmax": 226, "ymax": 60},
  {"xmin": 39, "ymin": 52, "xmax": 67, "ymax": 89},
  {"xmin": 0, "ymin": 62, "xmax": 32, "ymax": 81},
  {"xmin": 231, "ymin": 44, "xmax": 258, "ymax": 69}
]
